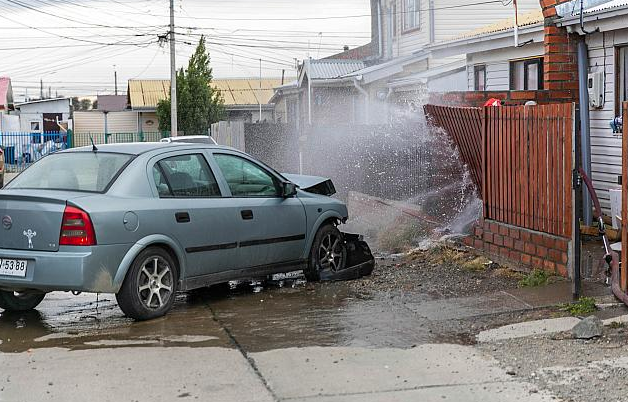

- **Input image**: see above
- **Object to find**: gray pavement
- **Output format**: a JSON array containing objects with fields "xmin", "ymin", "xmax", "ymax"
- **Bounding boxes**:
[{"xmin": 0, "ymin": 344, "xmax": 554, "ymax": 402}]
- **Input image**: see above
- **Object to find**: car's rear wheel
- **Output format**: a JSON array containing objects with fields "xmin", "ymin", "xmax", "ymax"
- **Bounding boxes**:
[
  {"xmin": 116, "ymin": 247, "xmax": 178, "ymax": 321},
  {"xmin": 0, "ymin": 291, "xmax": 45, "ymax": 311},
  {"xmin": 304, "ymin": 224, "xmax": 347, "ymax": 281}
]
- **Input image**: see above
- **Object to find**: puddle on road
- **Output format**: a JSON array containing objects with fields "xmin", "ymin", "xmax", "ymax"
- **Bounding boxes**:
[{"xmin": 0, "ymin": 275, "xmax": 452, "ymax": 353}]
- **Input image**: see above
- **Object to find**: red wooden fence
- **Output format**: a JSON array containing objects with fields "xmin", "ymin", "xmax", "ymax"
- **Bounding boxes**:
[
  {"xmin": 425, "ymin": 103, "xmax": 574, "ymax": 238},
  {"xmin": 424, "ymin": 105, "xmax": 483, "ymax": 192}
]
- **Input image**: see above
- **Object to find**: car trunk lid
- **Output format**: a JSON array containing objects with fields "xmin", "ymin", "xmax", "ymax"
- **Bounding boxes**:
[{"xmin": 0, "ymin": 190, "xmax": 88, "ymax": 251}]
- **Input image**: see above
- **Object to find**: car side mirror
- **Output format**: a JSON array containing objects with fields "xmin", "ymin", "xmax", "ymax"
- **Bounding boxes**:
[{"xmin": 282, "ymin": 182, "xmax": 297, "ymax": 197}]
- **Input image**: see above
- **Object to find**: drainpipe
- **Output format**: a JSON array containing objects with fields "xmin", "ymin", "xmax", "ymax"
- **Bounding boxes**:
[
  {"xmin": 577, "ymin": 40, "xmax": 593, "ymax": 225},
  {"xmin": 353, "ymin": 77, "xmax": 369, "ymax": 124},
  {"xmin": 377, "ymin": 0, "xmax": 383, "ymax": 59},
  {"xmin": 429, "ymin": 0, "xmax": 435, "ymax": 44},
  {"xmin": 307, "ymin": 75, "xmax": 312, "ymax": 125}
]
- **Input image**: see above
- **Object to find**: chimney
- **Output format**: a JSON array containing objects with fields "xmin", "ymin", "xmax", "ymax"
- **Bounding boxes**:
[{"xmin": 343, "ymin": 45, "xmax": 350, "ymax": 52}]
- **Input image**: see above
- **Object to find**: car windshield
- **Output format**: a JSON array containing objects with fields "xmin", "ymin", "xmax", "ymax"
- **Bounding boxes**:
[{"xmin": 7, "ymin": 152, "xmax": 133, "ymax": 192}]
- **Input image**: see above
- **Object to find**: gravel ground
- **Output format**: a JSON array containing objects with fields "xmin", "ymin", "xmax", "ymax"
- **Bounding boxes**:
[
  {"xmin": 478, "ymin": 323, "xmax": 628, "ymax": 402},
  {"xmin": 349, "ymin": 246, "xmax": 535, "ymax": 298}
]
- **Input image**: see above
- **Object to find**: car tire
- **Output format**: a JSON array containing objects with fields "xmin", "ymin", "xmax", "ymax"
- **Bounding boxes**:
[
  {"xmin": 304, "ymin": 224, "xmax": 347, "ymax": 282},
  {"xmin": 116, "ymin": 247, "xmax": 179, "ymax": 321},
  {"xmin": 0, "ymin": 291, "xmax": 45, "ymax": 312}
]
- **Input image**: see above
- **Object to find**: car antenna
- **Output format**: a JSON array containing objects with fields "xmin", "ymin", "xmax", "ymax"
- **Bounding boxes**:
[{"xmin": 90, "ymin": 136, "xmax": 98, "ymax": 152}]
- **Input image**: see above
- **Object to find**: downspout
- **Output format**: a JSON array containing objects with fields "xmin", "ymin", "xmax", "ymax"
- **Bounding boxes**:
[
  {"xmin": 429, "ymin": 0, "xmax": 435, "ymax": 44},
  {"xmin": 377, "ymin": 0, "xmax": 383, "ymax": 59},
  {"xmin": 577, "ymin": 40, "xmax": 593, "ymax": 225},
  {"xmin": 353, "ymin": 77, "xmax": 369, "ymax": 124}
]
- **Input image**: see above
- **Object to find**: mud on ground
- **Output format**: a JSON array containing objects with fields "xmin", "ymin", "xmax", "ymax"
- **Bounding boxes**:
[{"xmin": 349, "ymin": 245, "xmax": 553, "ymax": 298}]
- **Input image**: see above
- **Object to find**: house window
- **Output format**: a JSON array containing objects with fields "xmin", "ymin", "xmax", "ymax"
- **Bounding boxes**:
[
  {"xmin": 403, "ymin": 0, "xmax": 420, "ymax": 31},
  {"xmin": 510, "ymin": 58, "xmax": 544, "ymax": 90},
  {"xmin": 30, "ymin": 121, "xmax": 40, "ymax": 132},
  {"xmin": 618, "ymin": 46, "xmax": 628, "ymax": 108},
  {"xmin": 474, "ymin": 65, "xmax": 487, "ymax": 91}
]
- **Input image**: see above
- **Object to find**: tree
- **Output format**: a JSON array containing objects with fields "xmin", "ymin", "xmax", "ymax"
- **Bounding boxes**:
[
  {"xmin": 156, "ymin": 36, "xmax": 224, "ymax": 135},
  {"xmin": 91, "ymin": 99, "xmax": 98, "ymax": 110},
  {"xmin": 79, "ymin": 98, "xmax": 92, "ymax": 111}
]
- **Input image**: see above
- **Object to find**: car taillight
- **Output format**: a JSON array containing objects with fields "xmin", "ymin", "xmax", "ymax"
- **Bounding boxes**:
[{"xmin": 59, "ymin": 206, "xmax": 96, "ymax": 246}]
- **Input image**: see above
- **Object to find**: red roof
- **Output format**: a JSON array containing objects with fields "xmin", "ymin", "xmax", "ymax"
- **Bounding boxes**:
[{"xmin": 0, "ymin": 77, "xmax": 11, "ymax": 111}]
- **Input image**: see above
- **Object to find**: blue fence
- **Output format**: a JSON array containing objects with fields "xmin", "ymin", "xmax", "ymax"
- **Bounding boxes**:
[
  {"xmin": 1, "ymin": 132, "xmax": 70, "ymax": 173},
  {"xmin": 0, "ymin": 131, "xmax": 170, "ymax": 173}
]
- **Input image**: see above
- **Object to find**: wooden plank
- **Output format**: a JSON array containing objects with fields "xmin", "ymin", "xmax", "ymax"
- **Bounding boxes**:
[
  {"xmin": 482, "ymin": 107, "xmax": 488, "ymax": 219},
  {"xmin": 622, "ymin": 101, "xmax": 628, "ymax": 291},
  {"xmin": 548, "ymin": 106, "xmax": 557, "ymax": 236},
  {"xmin": 506, "ymin": 106, "xmax": 513, "ymax": 225},
  {"xmin": 564, "ymin": 103, "xmax": 574, "ymax": 238},
  {"xmin": 539, "ymin": 105, "xmax": 547, "ymax": 233}
]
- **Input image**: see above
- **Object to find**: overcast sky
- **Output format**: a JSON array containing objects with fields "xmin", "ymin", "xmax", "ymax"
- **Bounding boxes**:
[{"xmin": 0, "ymin": 0, "xmax": 371, "ymax": 100}]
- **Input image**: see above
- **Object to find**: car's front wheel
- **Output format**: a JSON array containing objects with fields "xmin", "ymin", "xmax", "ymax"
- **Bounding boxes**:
[
  {"xmin": 0, "ymin": 291, "xmax": 45, "ymax": 311},
  {"xmin": 304, "ymin": 224, "xmax": 347, "ymax": 281},
  {"xmin": 116, "ymin": 247, "xmax": 178, "ymax": 321}
]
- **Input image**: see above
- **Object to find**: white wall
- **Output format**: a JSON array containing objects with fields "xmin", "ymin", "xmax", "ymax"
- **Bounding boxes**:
[
  {"xmin": 17, "ymin": 99, "xmax": 70, "ymax": 132},
  {"xmin": 585, "ymin": 29, "xmax": 628, "ymax": 213},
  {"xmin": 465, "ymin": 43, "xmax": 545, "ymax": 90},
  {"xmin": 381, "ymin": 0, "xmax": 541, "ymax": 61}
]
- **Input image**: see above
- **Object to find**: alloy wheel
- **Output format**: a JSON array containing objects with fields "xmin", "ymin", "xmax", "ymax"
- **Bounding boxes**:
[
  {"xmin": 318, "ymin": 233, "xmax": 344, "ymax": 272},
  {"xmin": 137, "ymin": 256, "xmax": 174, "ymax": 309}
]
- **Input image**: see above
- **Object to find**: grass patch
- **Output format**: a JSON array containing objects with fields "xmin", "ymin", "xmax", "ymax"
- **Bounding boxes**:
[
  {"xmin": 517, "ymin": 269, "xmax": 552, "ymax": 288},
  {"xmin": 560, "ymin": 297, "xmax": 597, "ymax": 316},
  {"xmin": 461, "ymin": 256, "xmax": 491, "ymax": 272},
  {"xmin": 608, "ymin": 321, "xmax": 625, "ymax": 329}
]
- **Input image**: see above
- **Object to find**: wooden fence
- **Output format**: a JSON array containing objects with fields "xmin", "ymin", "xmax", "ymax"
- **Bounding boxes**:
[
  {"xmin": 423, "ymin": 105, "xmax": 483, "ymax": 192},
  {"xmin": 425, "ymin": 103, "xmax": 574, "ymax": 238}
]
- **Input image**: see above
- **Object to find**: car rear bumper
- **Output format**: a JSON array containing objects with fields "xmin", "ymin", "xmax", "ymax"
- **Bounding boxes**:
[{"xmin": 0, "ymin": 244, "xmax": 133, "ymax": 293}]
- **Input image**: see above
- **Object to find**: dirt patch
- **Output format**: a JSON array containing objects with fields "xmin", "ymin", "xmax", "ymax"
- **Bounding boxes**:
[
  {"xmin": 349, "ymin": 245, "xmax": 525, "ymax": 298},
  {"xmin": 478, "ymin": 323, "xmax": 628, "ymax": 402}
]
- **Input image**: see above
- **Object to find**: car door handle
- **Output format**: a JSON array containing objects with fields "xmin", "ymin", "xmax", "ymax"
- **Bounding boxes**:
[
  {"xmin": 240, "ymin": 210, "xmax": 254, "ymax": 220},
  {"xmin": 175, "ymin": 212, "xmax": 190, "ymax": 223}
]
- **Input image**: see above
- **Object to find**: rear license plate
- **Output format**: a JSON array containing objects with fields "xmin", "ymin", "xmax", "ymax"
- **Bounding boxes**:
[{"xmin": 0, "ymin": 259, "xmax": 28, "ymax": 277}]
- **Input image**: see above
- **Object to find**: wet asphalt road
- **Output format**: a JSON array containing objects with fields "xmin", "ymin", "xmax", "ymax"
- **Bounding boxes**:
[{"xmin": 0, "ymin": 265, "xmax": 618, "ymax": 402}]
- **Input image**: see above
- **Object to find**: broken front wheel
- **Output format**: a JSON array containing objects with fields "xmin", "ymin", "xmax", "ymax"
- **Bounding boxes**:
[{"xmin": 305, "ymin": 224, "xmax": 347, "ymax": 281}]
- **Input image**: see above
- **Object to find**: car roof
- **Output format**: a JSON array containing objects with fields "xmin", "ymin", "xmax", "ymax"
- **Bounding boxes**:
[{"xmin": 64, "ymin": 142, "xmax": 228, "ymax": 156}]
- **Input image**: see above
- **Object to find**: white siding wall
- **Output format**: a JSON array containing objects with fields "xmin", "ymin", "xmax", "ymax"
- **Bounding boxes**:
[
  {"xmin": 465, "ymin": 43, "xmax": 544, "ymax": 90},
  {"xmin": 586, "ymin": 29, "xmax": 628, "ymax": 213},
  {"xmin": 434, "ymin": 0, "xmax": 540, "ymax": 42}
]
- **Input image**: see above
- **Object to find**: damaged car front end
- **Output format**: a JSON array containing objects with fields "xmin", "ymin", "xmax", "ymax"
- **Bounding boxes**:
[{"xmin": 283, "ymin": 173, "xmax": 375, "ymax": 282}]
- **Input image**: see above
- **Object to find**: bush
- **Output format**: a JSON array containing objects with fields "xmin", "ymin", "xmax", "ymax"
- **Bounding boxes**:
[{"xmin": 518, "ymin": 269, "xmax": 551, "ymax": 288}]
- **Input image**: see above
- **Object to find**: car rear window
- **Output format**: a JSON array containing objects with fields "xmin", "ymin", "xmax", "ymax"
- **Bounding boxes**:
[{"xmin": 7, "ymin": 152, "xmax": 133, "ymax": 192}]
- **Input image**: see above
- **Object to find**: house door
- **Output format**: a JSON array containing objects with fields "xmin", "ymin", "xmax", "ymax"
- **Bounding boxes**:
[{"xmin": 43, "ymin": 113, "xmax": 62, "ymax": 133}]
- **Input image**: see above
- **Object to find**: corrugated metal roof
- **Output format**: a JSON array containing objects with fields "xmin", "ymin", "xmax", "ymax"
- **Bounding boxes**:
[
  {"xmin": 128, "ymin": 79, "xmax": 284, "ymax": 110},
  {"xmin": 128, "ymin": 80, "xmax": 170, "ymax": 110},
  {"xmin": 556, "ymin": 0, "xmax": 628, "ymax": 16},
  {"xmin": 581, "ymin": 0, "xmax": 628, "ymax": 13},
  {"xmin": 307, "ymin": 59, "xmax": 366, "ymax": 80},
  {"xmin": 446, "ymin": 9, "xmax": 544, "ymax": 41},
  {"xmin": 212, "ymin": 79, "xmax": 284, "ymax": 106}
]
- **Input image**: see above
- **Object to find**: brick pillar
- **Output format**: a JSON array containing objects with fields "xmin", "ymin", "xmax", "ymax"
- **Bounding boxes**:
[{"xmin": 540, "ymin": 0, "xmax": 580, "ymax": 102}]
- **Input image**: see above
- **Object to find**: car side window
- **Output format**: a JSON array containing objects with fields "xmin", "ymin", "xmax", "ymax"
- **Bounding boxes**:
[
  {"xmin": 213, "ymin": 153, "xmax": 281, "ymax": 197},
  {"xmin": 153, "ymin": 154, "xmax": 221, "ymax": 198}
]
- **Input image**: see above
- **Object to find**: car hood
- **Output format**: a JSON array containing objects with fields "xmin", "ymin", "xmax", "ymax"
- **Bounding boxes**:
[{"xmin": 282, "ymin": 173, "xmax": 336, "ymax": 196}]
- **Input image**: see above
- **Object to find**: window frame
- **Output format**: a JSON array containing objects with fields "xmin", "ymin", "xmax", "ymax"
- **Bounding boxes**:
[
  {"xmin": 474, "ymin": 65, "xmax": 487, "ymax": 91},
  {"xmin": 152, "ymin": 153, "xmax": 222, "ymax": 199},
  {"xmin": 402, "ymin": 0, "xmax": 421, "ymax": 33},
  {"xmin": 509, "ymin": 57, "xmax": 544, "ymax": 91},
  {"xmin": 211, "ymin": 152, "xmax": 284, "ymax": 199},
  {"xmin": 616, "ymin": 45, "xmax": 628, "ymax": 115}
]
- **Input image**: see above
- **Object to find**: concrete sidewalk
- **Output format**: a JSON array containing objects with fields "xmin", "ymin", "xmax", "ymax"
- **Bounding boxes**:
[{"xmin": 0, "ymin": 344, "xmax": 555, "ymax": 402}]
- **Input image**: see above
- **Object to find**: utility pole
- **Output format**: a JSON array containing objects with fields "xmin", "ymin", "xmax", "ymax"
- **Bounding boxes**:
[
  {"xmin": 40, "ymin": 79, "xmax": 43, "ymax": 99},
  {"xmin": 259, "ymin": 59, "xmax": 262, "ymax": 123},
  {"xmin": 114, "ymin": 65, "xmax": 118, "ymax": 96},
  {"xmin": 169, "ymin": 0, "xmax": 178, "ymax": 136}
]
